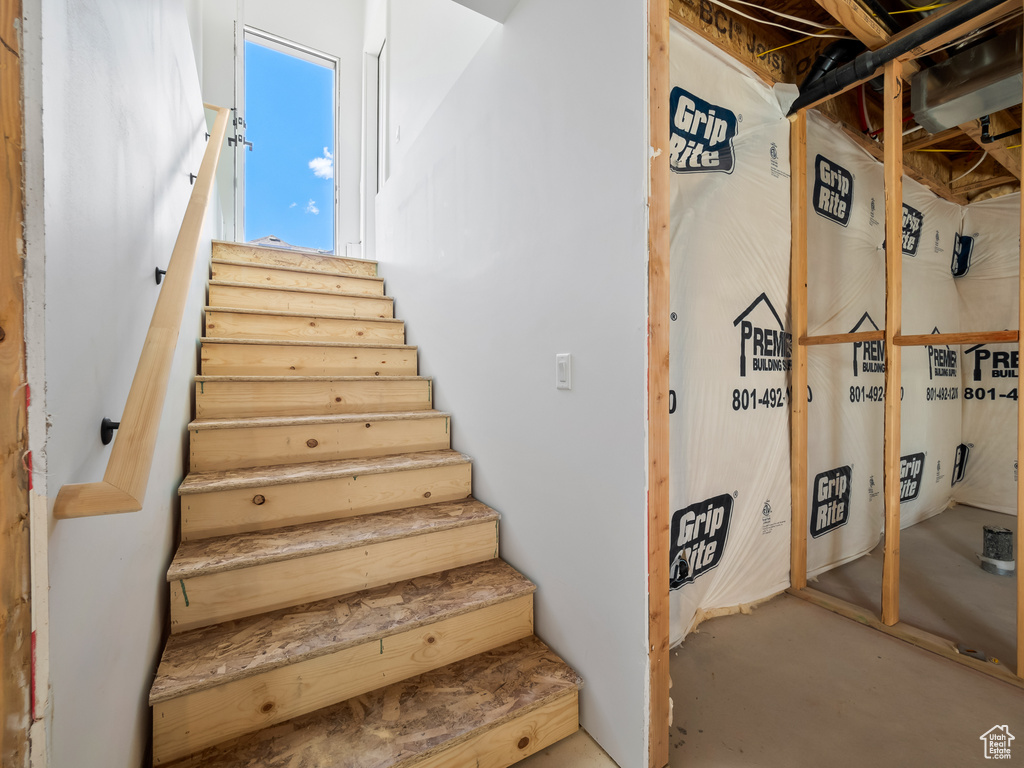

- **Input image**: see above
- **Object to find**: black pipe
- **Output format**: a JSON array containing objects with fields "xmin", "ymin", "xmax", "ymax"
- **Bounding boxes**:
[
  {"xmin": 787, "ymin": 0, "xmax": 1007, "ymax": 116},
  {"xmin": 799, "ymin": 39, "xmax": 867, "ymax": 91}
]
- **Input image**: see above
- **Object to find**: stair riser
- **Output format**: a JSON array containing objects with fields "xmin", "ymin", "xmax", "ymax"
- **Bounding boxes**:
[
  {"xmin": 410, "ymin": 692, "xmax": 579, "ymax": 768},
  {"xmin": 181, "ymin": 462, "xmax": 472, "ymax": 539},
  {"xmin": 209, "ymin": 283, "xmax": 393, "ymax": 318},
  {"xmin": 153, "ymin": 595, "xmax": 534, "ymax": 765},
  {"xmin": 212, "ymin": 262, "xmax": 384, "ymax": 295},
  {"xmin": 200, "ymin": 342, "xmax": 417, "ymax": 377},
  {"xmin": 190, "ymin": 416, "xmax": 450, "ymax": 472},
  {"xmin": 213, "ymin": 242, "xmax": 377, "ymax": 276},
  {"xmin": 195, "ymin": 379, "xmax": 432, "ymax": 419},
  {"xmin": 205, "ymin": 310, "xmax": 405, "ymax": 345},
  {"xmin": 170, "ymin": 523, "xmax": 498, "ymax": 632}
]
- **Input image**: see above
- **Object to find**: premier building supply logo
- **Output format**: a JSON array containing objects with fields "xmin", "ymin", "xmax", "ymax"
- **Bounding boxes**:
[
  {"xmin": 851, "ymin": 312, "xmax": 884, "ymax": 377},
  {"xmin": 952, "ymin": 232, "xmax": 975, "ymax": 277},
  {"xmin": 811, "ymin": 466, "xmax": 852, "ymax": 538},
  {"xmin": 966, "ymin": 344, "xmax": 1018, "ymax": 382},
  {"xmin": 733, "ymin": 293, "xmax": 792, "ymax": 377},
  {"xmin": 669, "ymin": 88, "xmax": 737, "ymax": 174},
  {"xmin": 952, "ymin": 443, "xmax": 970, "ymax": 486},
  {"xmin": 813, "ymin": 155, "xmax": 853, "ymax": 226},
  {"xmin": 927, "ymin": 328, "xmax": 958, "ymax": 380},
  {"xmin": 669, "ymin": 493, "xmax": 733, "ymax": 589},
  {"xmin": 900, "ymin": 452, "xmax": 925, "ymax": 502},
  {"xmin": 980, "ymin": 725, "xmax": 1014, "ymax": 759}
]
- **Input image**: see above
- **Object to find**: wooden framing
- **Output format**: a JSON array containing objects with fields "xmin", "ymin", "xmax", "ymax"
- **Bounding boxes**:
[
  {"xmin": 52, "ymin": 104, "xmax": 230, "ymax": 519},
  {"xmin": 1, "ymin": 0, "xmax": 31, "ymax": 763},
  {"xmin": 787, "ymin": 7, "xmax": 1024, "ymax": 683},
  {"xmin": 648, "ymin": 0, "xmax": 670, "ymax": 764},
  {"xmin": 1018, "ymin": 54, "xmax": 1024, "ymax": 679},
  {"xmin": 881, "ymin": 59, "xmax": 903, "ymax": 628},
  {"xmin": 790, "ymin": 111, "xmax": 809, "ymax": 592}
]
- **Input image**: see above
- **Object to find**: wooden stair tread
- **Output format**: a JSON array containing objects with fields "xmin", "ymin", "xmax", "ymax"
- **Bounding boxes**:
[
  {"xmin": 159, "ymin": 635, "xmax": 580, "ymax": 768},
  {"xmin": 210, "ymin": 280, "xmax": 393, "ymax": 301},
  {"xmin": 195, "ymin": 374, "xmax": 426, "ymax": 382},
  {"xmin": 168, "ymin": 498, "xmax": 498, "ymax": 580},
  {"xmin": 213, "ymin": 257, "xmax": 384, "ymax": 283},
  {"xmin": 205, "ymin": 305, "xmax": 404, "ymax": 324},
  {"xmin": 213, "ymin": 239, "xmax": 378, "ymax": 267},
  {"xmin": 151, "ymin": 559, "xmax": 533, "ymax": 705},
  {"xmin": 201, "ymin": 336, "xmax": 415, "ymax": 350},
  {"xmin": 188, "ymin": 410, "xmax": 449, "ymax": 431},
  {"xmin": 178, "ymin": 449, "xmax": 470, "ymax": 495}
]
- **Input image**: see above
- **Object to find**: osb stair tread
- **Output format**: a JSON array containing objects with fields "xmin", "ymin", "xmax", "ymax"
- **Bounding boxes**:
[
  {"xmin": 178, "ymin": 450, "xmax": 470, "ymax": 495},
  {"xmin": 168, "ymin": 498, "xmax": 498, "ymax": 580},
  {"xmin": 206, "ymin": 306, "xmax": 404, "ymax": 324},
  {"xmin": 188, "ymin": 410, "xmax": 450, "ymax": 431},
  {"xmin": 201, "ymin": 337, "xmax": 415, "ymax": 350},
  {"xmin": 210, "ymin": 280, "xmax": 394, "ymax": 301},
  {"xmin": 213, "ymin": 258, "xmax": 384, "ymax": 283},
  {"xmin": 213, "ymin": 240, "xmax": 379, "ymax": 267},
  {"xmin": 158, "ymin": 636, "xmax": 581, "ymax": 768},
  {"xmin": 196, "ymin": 375, "xmax": 427, "ymax": 383}
]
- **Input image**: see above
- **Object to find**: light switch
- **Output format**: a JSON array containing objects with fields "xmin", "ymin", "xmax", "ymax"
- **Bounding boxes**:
[{"xmin": 556, "ymin": 353, "xmax": 572, "ymax": 390}]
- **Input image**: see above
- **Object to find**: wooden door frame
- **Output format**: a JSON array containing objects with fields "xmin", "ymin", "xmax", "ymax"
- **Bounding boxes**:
[
  {"xmin": 1, "ymin": 0, "xmax": 33, "ymax": 764},
  {"xmin": 647, "ymin": 0, "xmax": 670, "ymax": 766}
]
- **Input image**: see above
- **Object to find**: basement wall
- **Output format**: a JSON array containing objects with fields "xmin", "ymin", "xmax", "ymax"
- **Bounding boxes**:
[
  {"xmin": 198, "ymin": 0, "xmax": 366, "ymax": 253},
  {"xmin": 25, "ymin": 2, "xmax": 218, "ymax": 765},
  {"xmin": 373, "ymin": 2, "xmax": 651, "ymax": 767}
]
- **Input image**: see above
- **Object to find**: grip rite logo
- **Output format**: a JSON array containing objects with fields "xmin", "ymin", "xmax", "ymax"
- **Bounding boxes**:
[
  {"xmin": 882, "ymin": 203, "xmax": 925, "ymax": 256},
  {"xmin": 952, "ymin": 232, "xmax": 975, "ymax": 277},
  {"xmin": 851, "ymin": 312, "xmax": 884, "ymax": 377},
  {"xmin": 733, "ymin": 293, "xmax": 792, "ymax": 377},
  {"xmin": 926, "ymin": 327, "xmax": 958, "ymax": 380},
  {"xmin": 811, "ymin": 466, "xmax": 852, "ymax": 538},
  {"xmin": 952, "ymin": 443, "xmax": 970, "ymax": 486},
  {"xmin": 900, "ymin": 452, "xmax": 925, "ymax": 502},
  {"xmin": 669, "ymin": 87, "xmax": 737, "ymax": 174},
  {"xmin": 966, "ymin": 343, "xmax": 1018, "ymax": 381},
  {"xmin": 669, "ymin": 493, "xmax": 734, "ymax": 589},
  {"xmin": 813, "ymin": 155, "xmax": 853, "ymax": 226}
]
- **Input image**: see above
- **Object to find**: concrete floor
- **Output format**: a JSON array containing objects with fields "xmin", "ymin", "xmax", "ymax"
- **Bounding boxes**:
[
  {"xmin": 523, "ymin": 587, "xmax": 1023, "ymax": 767},
  {"xmin": 815, "ymin": 504, "xmax": 1017, "ymax": 666}
]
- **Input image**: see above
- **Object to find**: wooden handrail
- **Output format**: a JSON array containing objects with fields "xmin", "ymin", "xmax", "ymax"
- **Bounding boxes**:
[{"xmin": 53, "ymin": 104, "xmax": 231, "ymax": 519}]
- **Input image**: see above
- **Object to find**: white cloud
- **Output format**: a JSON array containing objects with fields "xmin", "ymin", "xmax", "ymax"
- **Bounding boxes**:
[
  {"xmin": 289, "ymin": 202, "xmax": 297, "ymax": 208},
  {"xmin": 308, "ymin": 147, "xmax": 333, "ymax": 180},
  {"xmin": 305, "ymin": 199, "xmax": 319, "ymax": 215}
]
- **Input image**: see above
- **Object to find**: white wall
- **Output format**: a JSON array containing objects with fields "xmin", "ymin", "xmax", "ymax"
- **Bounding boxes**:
[
  {"xmin": 199, "ymin": 0, "xmax": 366, "ymax": 251},
  {"xmin": 385, "ymin": 0, "xmax": 497, "ymax": 179},
  {"xmin": 374, "ymin": 2, "xmax": 651, "ymax": 766},
  {"xmin": 29, "ymin": 2, "xmax": 218, "ymax": 765}
]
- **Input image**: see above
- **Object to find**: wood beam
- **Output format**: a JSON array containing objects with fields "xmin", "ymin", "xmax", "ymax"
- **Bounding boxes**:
[
  {"xmin": 903, "ymin": 127, "xmax": 962, "ymax": 153},
  {"xmin": 953, "ymin": 173, "xmax": 1018, "ymax": 196},
  {"xmin": 881, "ymin": 59, "xmax": 903, "ymax": 628},
  {"xmin": 959, "ymin": 111, "xmax": 1022, "ymax": 181},
  {"xmin": 668, "ymin": 0, "xmax": 826, "ymax": 84},
  {"xmin": 648, "ymin": 0, "xmax": 671, "ymax": 762},
  {"xmin": 813, "ymin": 0, "xmax": 890, "ymax": 48},
  {"xmin": 790, "ymin": 111, "xmax": 809, "ymax": 592},
  {"xmin": 0, "ymin": 0, "xmax": 31, "ymax": 763},
  {"xmin": 895, "ymin": 330, "xmax": 1019, "ymax": 346},
  {"xmin": 801, "ymin": 330, "xmax": 885, "ymax": 346}
]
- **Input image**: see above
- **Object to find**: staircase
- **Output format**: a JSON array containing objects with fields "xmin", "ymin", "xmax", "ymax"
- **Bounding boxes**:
[{"xmin": 149, "ymin": 241, "xmax": 582, "ymax": 767}]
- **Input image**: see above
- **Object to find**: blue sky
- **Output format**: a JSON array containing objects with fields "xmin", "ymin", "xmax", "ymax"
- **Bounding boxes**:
[{"xmin": 244, "ymin": 39, "xmax": 335, "ymax": 251}]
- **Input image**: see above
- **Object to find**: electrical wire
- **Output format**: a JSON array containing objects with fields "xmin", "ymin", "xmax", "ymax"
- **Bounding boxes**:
[
  {"xmin": 711, "ymin": 0, "xmax": 837, "ymax": 29},
  {"xmin": 702, "ymin": 0, "xmax": 853, "ymax": 39},
  {"xmin": 890, "ymin": 3, "xmax": 951, "ymax": 14},
  {"xmin": 951, "ymin": 151, "xmax": 989, "ymax": 183}
]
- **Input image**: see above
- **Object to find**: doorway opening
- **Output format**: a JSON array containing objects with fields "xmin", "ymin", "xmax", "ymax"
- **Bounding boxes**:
[{"xmin": 239, "ymin": 28, "xmax": 339, "ymax": 253}]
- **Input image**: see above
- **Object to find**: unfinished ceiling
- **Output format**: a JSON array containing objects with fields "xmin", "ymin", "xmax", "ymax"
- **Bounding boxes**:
[{"xmin": 670, "ymin": 0, "xmax": 1024, "ymax": 201}]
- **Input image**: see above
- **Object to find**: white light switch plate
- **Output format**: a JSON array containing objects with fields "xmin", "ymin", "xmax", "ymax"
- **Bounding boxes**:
[{"xmin": 556, "ymin": 353, "xmax": 572, "ymax": 390}]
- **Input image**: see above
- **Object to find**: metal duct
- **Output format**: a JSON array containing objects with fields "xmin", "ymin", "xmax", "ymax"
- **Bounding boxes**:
[{"xmin": 911, "ymin": 26, "xmax": 1024, "ymax": 133}]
